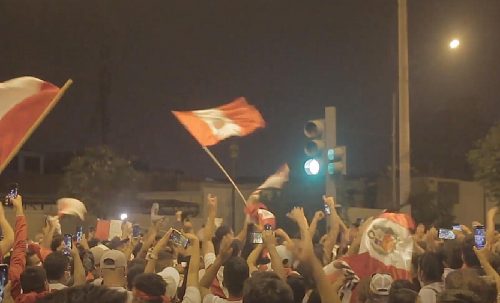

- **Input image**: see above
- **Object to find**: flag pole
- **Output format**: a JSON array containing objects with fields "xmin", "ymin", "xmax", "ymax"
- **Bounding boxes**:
[
  {"xmin": 0, "ymin": 79, "xmax": 73, "ymax": 174},
  {"xmin": 202, "ymin": 146, "xmax": 247, "ymax": 205}
]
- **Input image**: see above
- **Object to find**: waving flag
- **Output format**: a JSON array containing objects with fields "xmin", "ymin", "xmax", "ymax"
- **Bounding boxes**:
[
  {"xmin": 341, "ymin": 213, "xmax": 414, "ymax": 281},
  {"xmin": 257, "ymin": 164, "xmax": 289, "ymax": 190},
  {"xmin": 57, "ymin": 198, "xmax": 87, "ymax": 220},
  {"xmin": 0, "ymin": 77, "xmax": 68, "ymax": 173},
  {"xmin": 172, "ymin": 97, "xmax": 265, "ymax": 146}
]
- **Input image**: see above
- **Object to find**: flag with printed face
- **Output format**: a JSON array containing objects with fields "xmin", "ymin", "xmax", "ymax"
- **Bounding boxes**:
[
  {"xmin": 341, "ymin": 213, "xmax": 414, "ymax": 281},
  {"xmin": 172, "ymin": 97, "xmax": 265, "ymax": 146},
  {"xmin": 0, "ymin": 77, "xmax": 61, "ymax": 173}
]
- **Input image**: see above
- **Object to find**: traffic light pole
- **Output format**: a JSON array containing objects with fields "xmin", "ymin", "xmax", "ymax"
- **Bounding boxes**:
[{"xmin": 324, "ymin": 107, "xmax": 337, "ymax": 198}]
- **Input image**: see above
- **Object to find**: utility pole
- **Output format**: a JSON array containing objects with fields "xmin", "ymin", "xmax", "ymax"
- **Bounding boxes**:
[{"xmin": 398, "ymin": 0, "xmax": 411, "ymax": 209}]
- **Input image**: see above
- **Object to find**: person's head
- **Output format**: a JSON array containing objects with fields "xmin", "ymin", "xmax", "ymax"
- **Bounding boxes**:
[
  {"xmin": 461, "ymin": 235, "xmax": 481, "ymax": 268},
  {"xmin": 222, "ymin": 257, "xmax": 249, "ymax": 298},
  {"xmin": 50, "ymin": 235, "xmax": 65, "ymax": 252},
  {"xmin": 388, "ymin": 289, "xmax": 419, "ymax": 303},
  {"xmin": 445, "ymin": 269, "xmax": 496, "ymax": 303},
  {"xmin": 109, "ymin": 237, "xmax": 128, "ymax": 251},
  {"xmin": 441, "ymin": 240, "xmax": 463, "ymax": 269},
  {"xmin": 287, "ymin": 274, "xmax": 306, "ymax": 303},
  {"xmin": 418, "ymin": 252, "xmax": 444, "ymax": 285},
  {"xmin": 157, "ymin": 267, "xmax": 180, "ymax": 299},
  {"xmin": 243, "ymin": 271, "xmax": 293, "ymax": 303},
  {"xmin": 389, "ymin": 279, "xmax": 418, "ymax": 293},
  {"xmin": 36, "ymin": 284, "xmax": 128, "ymax": 303},
  {"xmin": 214, "ymin": 225, "xmax": 234, "ymax": 255},
  {"xmin": 26, "ymin": 250, "xmax": 42, "ymax": 267},
  {"xmin": 127, "ymin": 265, "xmax": 146, "ymax": 291},
  {"xmin": 155, "ymin": 247, "xmax": 175, "ymax": 273},
  {"xmin": 43, "ymin": 252, "xmax": 70, "ymax": 284},
  {"xmin": 21, "ymin": 266, "xmax": 48, "ymax": 293},
  {"xmin": 369, "ymin": 273, "xmax": 393, "ymax": 301},
  {"xmin": 181, "ymin": 213, "xmax": 193, "ymax": 232},
  {"xmin": 437, "ymin": 289, "xmax": 481, "ymax": 303},
  {"xmin": 132, "ymin": 273, "xmax": 167, "ymax": 303},
  {"xmin": 100, "ymin": 250, "xmax": 127, "ymax": 288}
]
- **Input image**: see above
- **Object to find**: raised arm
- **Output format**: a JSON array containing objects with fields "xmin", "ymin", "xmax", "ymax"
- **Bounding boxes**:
[
  {"xmin": 346, "ymin": 217, "xmax": 373, "ymax": 256},
  {"xmin": 309, "ymin": 211, "xmax": 325, "ymax": 239},
  {"xmin": 0, "ymin": 202, "xmax": 14, "ymax": 259},
  {"xmin": 144, "ymin": 229, "xmax": 172, "ymax": 274},
  {"xmin": 486, "ymin": 207, "xmax": 498, "ymax": 248},
  {"xmin": 200, "ymin": 235, "xmax": 233, "ymax": 293},
  {"xmin": 8, "ymin": 195, "xmax": 27, "ymax": 300},
  {"xmin": 137, "ymin": 219, "xmax": 162, "ymax": 259},
  {"xmin": 247, "ymin": 244, "xmax": 263, "ymax": 275},
  {"xmin": 262, "ymin": 230, "xmax": 285, "ymax": 281},
  {"xmin": 71, "ymin": 239, "xmax": 86, "ymax": 286},
  {"xmin": 290, "ymin": 206, "xmax": 341, "ymax": 303}
]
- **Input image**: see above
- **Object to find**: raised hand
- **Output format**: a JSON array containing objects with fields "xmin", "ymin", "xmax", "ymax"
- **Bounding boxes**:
[
  {"xmin": 287, "ymin": 207, "xmax": 307, "ymax": 225},
  {"xmin": 207, "ymin": 194, "xmax": 217, "ymax": 215},
  {"xmin": 323, "ymin": 195, "xmax": 335, "ymax": 209},
  {"xmin": 262, "ymin": 230, "xmax": 277, "ymax": 248},
  {"xmin": 314, "ymin": 210, "xmax": 325, "ymax": 221},
  {"xmin": 218, "ymin": 234, "xmax": 234, "ymax": 262}
]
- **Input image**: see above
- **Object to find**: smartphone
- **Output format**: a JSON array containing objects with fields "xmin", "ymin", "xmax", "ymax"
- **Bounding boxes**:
[
  {"xmin": 132, "ymin": 224, "xmax": 141, "ymax": 238},
  {"xmin": 264, "ymin": 224, "xmax": 272, "ymax": 231},
  {"xmin": 0, "ymin": 264, "xmax": 8, "ymax": 298},
  {"xmin": 170, "ymin": 229, "xmax": 189, "ymax": 248},
  {"xmin": 251, "ymin": 232, "xmax": 263, "ymax": 244},
  {"xmin": 63, "ymin": 234, "xmax": 72, "ymax": 255},
  {"xmin": 474, "ymin": 225, "xmax": 486, "ymax": 249},
  {"xmin": 4, "ymin": 183, "xmax": 19, "ymax": 206},
  {"xmin": 452, "ymin": 225, "xmax": 462, "ymax": 231},
  {"xmin": 438, "ymin": 228, "xmax": 456, "ymax": 240},
  {"xmin": 76, "ymin": 226, "xmax": 83, "ymax": 242},
  {"xmin": 324, "ymin": 204, "xmax": 331, "ymax": 215}
]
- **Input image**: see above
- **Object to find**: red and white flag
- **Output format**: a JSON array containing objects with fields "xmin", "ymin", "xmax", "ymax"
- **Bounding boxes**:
[
  {"xmin": 172, "ymin": 97, "xmax": 265, "ymax": 146},
  {"xmin": 0, "ymin": 77, "xmax": 61, "ymax": 172},
  {"xmin": 57, "ymin": 198, "xmax": 87, "ymax": 220},
  {"xmin": 341, "ymin": 213, "xmax": 414, "ymax": 281},
  {"xmin": 257, "ymin": 164, "xmax": 289, "ymax": 190}
]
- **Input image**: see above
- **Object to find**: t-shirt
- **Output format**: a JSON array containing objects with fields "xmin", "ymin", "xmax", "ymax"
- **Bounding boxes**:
[
  {"xmin": 203, "ymin": 294, "xmax": 242, "ymax": 303},
  {"xmin": 419, "ymin": 282, "xmax": 444, "ymax": 303},
  {"xmin": 48, "ymin": 283, "xmax": 67, "ymax": 292},
  {"xmin": 182, "ymin": 286, "xmax": 201, "ymax": 303}
]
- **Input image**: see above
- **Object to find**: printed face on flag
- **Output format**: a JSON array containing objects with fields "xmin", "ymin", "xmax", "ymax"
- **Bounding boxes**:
[{"xmin": 360, "ymin": 217, "xmax": 413, "ymax": 271}]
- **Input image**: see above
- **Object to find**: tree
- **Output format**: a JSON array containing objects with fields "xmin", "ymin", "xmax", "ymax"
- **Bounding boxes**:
[
  {"xmin": 59, "ymin": 146, "xmax": 143, "ymax": 218},
  {"xmin": 468, "ymin": 121, "xmax": 500, "ymax": 202}
]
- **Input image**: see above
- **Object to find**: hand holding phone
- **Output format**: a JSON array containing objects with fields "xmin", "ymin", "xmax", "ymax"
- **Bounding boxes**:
[
  {"xmin": 76, "ymin": 227, "xmax": 83, "ymax": 242},
  {"xmin": 251, "ymin": 232, "xmax": 263, "ymax": 244},
  {"xmin": 4, "ymin": 183, "xmax": 19, "ymax": 206},
  {"xmin": 63, "ymin": 234, "xmax": 73, "ymax": 255},
  {"xmin": 132, "ymin": 224, "xmax": 141, "ymax": 238},
  {"xmin": 474, "ymin": 225, "xmax": 486, "ymax": 249},
  {"xmin": 438, "ymin": 228, "xmax": 456, "ymax": 240},
  {"xmin": 169, "ymin": 229, "xmax": 189, "ymax": 248}
]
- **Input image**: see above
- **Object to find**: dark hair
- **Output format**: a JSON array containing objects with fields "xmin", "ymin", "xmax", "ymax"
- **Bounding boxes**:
[
  {"xmin": 390, "ymin": 279, "xmax": 418, "ymax": 293},
  {"xmin": 223, "ymin": 257, "xmax": 249, "ymax": 297},
  {"xmin": 128, "ymin": 258, "xmax": 147, "ymax": 269},
  {"xmin": 36, "ymin": 284, "xmax": 128, "ymax": 303},
  {"xmin": 461, "ymin": 235, "xmax": 481, "ymax": 268},
  {"xmin": 419, "ymin": 252, "xmax": 444, "ymax": 283},
  {"xmin": 50, "ymin": 235, "xmax": 64, "ymax": 252},
  {"xmin": 287, "ymin": 274, "xmax": 306, "ymax": 303},
  {"xmin": 437, "ymin": 289, "xmax": 481, "ymax": 303},
  {"xmin": 445, "ymin": 269, "xmax": 496, "ymax": 303},
  {"xmin": 214, "ymin": 225, "xmax": 232, "ymax": 255},
  {"xmin": 88, "ymin": 238, "xmax": 100, "ymax": 249},
  {"xmin": 127, "ymin": 265, "xmax": 146, "ymax": 290},
  {"xmin": 441, "ymin": 240, "xmax": 464, "ymax": 269},
  {"xmin": 388, "ymin": 289, "xmax": 419, "ymax": 303},
  {"xmin": 133, "ymin": 273, "xmax": 167, "ymax": 303},
  {"xmin": 43, "ymin": 252, "xmax": 69, "ymax": 281},
  {"xmin": 20, "ymin": 266, "xmax": 47, "ymax": 293},
  {"xmin": 243, "ymin": 271, "xmax": 293, "ymax": 303}
]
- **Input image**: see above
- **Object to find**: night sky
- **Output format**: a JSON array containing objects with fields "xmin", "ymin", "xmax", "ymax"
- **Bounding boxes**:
[{"xmin": 1, "ymin": 1, "xmax": 499, "ymax": 179}]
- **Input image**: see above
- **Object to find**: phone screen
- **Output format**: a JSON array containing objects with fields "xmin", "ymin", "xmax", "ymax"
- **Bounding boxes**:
[
  {"xmin": 324, "ymin": 204, "xmax": 331, "ymax": 215},
  {"xmin": 132, "ymin": 225, "xmax": 141, "ymax": 238},
  {"xmin": 474, "ymin": 226, "xmax": 486, "ymax": 249},
  {"xmin": 251, "ymin": 232, "xmax": 263, "ymax": 244},
  {"xmin": 0, "ymin": 264, "xmax": 8, "ymax": 299},
  {"xmin": 64, "ymin": 234, "xmax": 72, "ymax": 254},
  {"xmin": 76, "ymin": 227, "xmax": 83, "ymax": 242},
  {"xmin": 264, "ymin": 224, "xmax": 272, "ymax": 231},
  {"xmin": 452, "ymin": 225, "xmax": 462, "ymax": 231},
  {"xmin": 4, "ymin": 183, "xmax": 18, "ymax": 206},
  {"xmin": 170, "ymin": 229, "xmax": 189, "ymax": 248},
  {"xmin": 438, "ymin": 228, "xmax": 456, "ymax": 240}
]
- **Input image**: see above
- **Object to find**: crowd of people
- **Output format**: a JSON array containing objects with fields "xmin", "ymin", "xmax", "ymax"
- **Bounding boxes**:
[{"xmin": 0, "ymin": 193, "xmax": 499, "ymax": 303}]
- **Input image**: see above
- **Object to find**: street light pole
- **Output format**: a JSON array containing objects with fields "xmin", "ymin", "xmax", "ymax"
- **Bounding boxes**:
[{"xmin": 398, "ymin": 0, "xmax": 411, "ymax": 208}]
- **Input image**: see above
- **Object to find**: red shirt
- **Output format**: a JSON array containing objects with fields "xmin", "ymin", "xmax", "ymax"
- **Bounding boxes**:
[{"xmin": 9, "ymin": 215, "xmax": 27, "ymax": 300}]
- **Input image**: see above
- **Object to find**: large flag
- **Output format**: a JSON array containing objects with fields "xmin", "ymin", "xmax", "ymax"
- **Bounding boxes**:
[
  {"xmin": 257, "ymin": 164, "xmax": 289, "ymax": 190},
  {"xmin": 340, "ymin": 213, "xmax": 414, "ymax": 281},
  {"xmin": 172, "ymin": 97, "xmax": 265, "ymax": 146},
  {"xmin": 0, "ymin": 77, "xmax": 62, "ymax": 172}
]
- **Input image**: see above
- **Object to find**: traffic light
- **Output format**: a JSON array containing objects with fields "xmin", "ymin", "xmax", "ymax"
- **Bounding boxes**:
[{"xmin": 303, "ymin": 107, "xmax": 347, "ymax": 197}]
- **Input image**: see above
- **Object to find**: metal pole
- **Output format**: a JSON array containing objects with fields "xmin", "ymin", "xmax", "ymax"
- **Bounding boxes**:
[
  {"xmin": 324, "ymin": 107, "xmax": 337, "ymax": 198},
  {"xmin": 230, "ymin": 143, "xmax": 239, "ymax": 231},
  {"xmin": 398, "ymin": 0, "xmax": 411, "ymax": 208},
  {"xmin": 392, "ymin": 92, "xmax": 398, "ymax": 209}
]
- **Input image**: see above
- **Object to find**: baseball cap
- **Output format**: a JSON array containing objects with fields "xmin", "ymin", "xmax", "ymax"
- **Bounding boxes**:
[
  {"xmin": 369, "ymin": 273, "xmax": 393, "ymax": 296},
  {"xmin": 276, "ymin": 245, "xmax": 294, "ymax": 266},
  {"xmin": 100, "ymin": 250, "xmax": 127, "ymax": 269},
  {"xmin": 157, "ymin": 267, "xmax": 180, "ymax": 298}
]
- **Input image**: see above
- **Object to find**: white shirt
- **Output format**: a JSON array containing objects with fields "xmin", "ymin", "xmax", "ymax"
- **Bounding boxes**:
[
  {"xmin": 183, "ymin": 286, "xmax": 202, "ymax": 303},
  {"xmin": 419, "ymin": 282, "xmax": 444, "ymax": 303},
  {"xmin": 48, "ymin": 283, "xmax": 67, "ymax": 291},
  {"xmin": 203, "ymin": 294, "xmax": 242, "ymax": 303}
]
